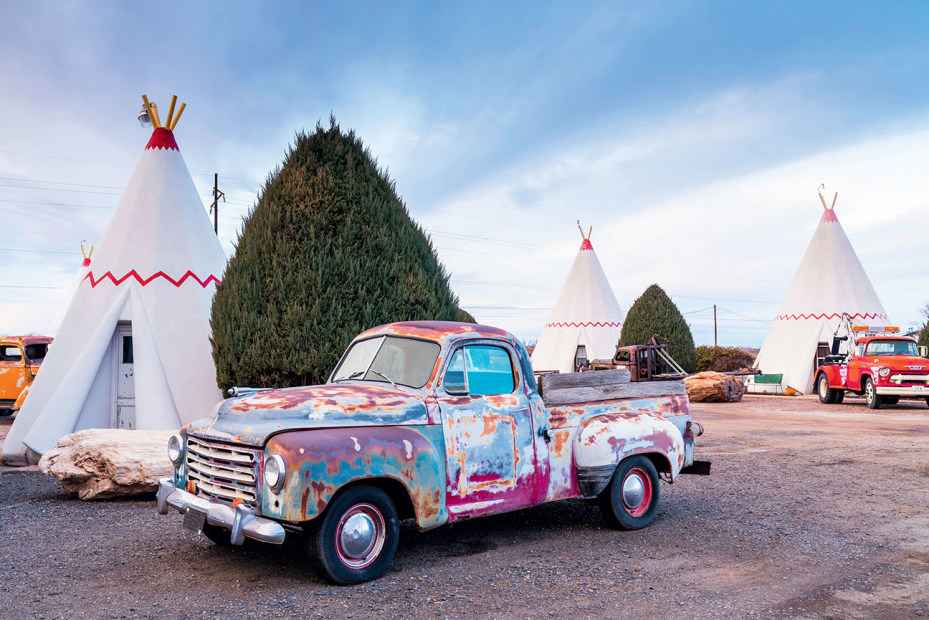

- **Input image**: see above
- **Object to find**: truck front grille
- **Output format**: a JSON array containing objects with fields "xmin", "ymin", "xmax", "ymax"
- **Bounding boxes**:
[
  {"xmin": 889, "ymin": 374, "xmax": 929, "ymax": 384},
  {"xmin": 186, "ymin": 436, "xmax": 260, "ymax": 507}
]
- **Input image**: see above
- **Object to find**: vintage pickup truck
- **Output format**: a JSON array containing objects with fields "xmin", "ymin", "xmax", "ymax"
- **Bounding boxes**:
[{"xmin": 157, "ymin": 321, "xmax": 708, "ymax": 584}]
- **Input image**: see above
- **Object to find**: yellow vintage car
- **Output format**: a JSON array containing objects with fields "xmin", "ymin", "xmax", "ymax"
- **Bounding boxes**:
[{"xmin": 0, "ymin": 336, "xmax": 51, "ymax": 416}]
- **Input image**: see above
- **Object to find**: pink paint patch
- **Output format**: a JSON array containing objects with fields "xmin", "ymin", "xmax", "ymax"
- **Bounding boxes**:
[
  {"xmin": 145, "ymin": 128, "xmax": 179, "ymax": 151},
  {"xmin": 580, "ymin": 239, "xmax": 593, "ymax": 251},
  {"xmin": 820, "ymin": 209, "xmax": 839, "ymax": 223}
]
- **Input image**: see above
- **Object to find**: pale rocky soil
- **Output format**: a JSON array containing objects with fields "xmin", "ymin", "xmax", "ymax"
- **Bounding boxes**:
[{"xmin": 1, "ymin": 394, "xmax": 928, "ymax": 619}]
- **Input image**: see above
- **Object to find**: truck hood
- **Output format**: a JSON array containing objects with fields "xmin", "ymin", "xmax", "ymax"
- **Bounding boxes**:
[
  {"xmin": 187, "ymin": 382, "xmax": 430, "ymax": 447},
  {"xmin": 863, "ymin": 355, "xmax": 929, "ymax": 371}
]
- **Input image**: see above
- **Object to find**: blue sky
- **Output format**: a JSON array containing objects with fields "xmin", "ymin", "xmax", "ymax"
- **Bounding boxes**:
[{"xmin": 2, "ymin": 1, "xmax": 929, "ymax": 346}]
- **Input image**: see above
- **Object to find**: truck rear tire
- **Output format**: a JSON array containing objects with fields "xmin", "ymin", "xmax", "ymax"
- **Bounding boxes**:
[
  {"xmin": 817, "ymin": 373, "xmax": 838, "ymax": 404},
  {"xmin": 864, "ymin": 378, "xmax": 882, "ymax": 410},
  {"xmin": 311, "ymin": 485, "xmax": 399, "ymax": 585},
  {"xmin": 598, "ymin": 455, "xmax": 660, "ymax": 531},
  {"xmin": 834, "ymin": 390, "xmax": 845, "ymax": 404}
]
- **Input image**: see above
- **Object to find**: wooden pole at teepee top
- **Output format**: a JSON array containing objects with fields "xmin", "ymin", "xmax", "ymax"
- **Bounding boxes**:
[
  {"xmin": 169, "ymin": 103, "xmax": 186, "ymax": 131},
  {"xmin": 165, "ymin": 95, "xmax": 177, "ymax": 130},
  {"xmin": 819, "ymin": 192, "xmax": 828, "ymax": 210}
]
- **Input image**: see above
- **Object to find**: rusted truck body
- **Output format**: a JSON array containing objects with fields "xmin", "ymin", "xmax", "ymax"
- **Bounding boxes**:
[
  {"xmin": 0, "ymin": 336, "xmax": 51, "ymax": 415},
  {"xmin": 157, "ymin": 321, "xmax": 708, "ymax": 583}
]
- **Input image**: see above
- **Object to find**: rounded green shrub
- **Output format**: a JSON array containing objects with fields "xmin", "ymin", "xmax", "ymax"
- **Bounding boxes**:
[
  {"xmin": 211, "ymin": 118, "xmax": 461, "ymax": 390},
  {"xmin": 618, "ymin": 284, "xmax": 696, "ymax": 373},
  {"xmin": 696, "ymin": 346, "xmax": 756, "ymax": 373}
]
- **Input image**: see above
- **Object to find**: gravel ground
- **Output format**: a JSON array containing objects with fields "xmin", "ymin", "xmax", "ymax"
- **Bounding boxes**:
[{"xmin": 1, "ymin": 395, "xmax": 928, "ymax": 619}]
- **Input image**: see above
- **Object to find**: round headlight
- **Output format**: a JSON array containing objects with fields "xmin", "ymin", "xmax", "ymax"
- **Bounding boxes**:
[
  {"xmin": 264, "ymin": 454, "xmax": 285, "ymax": 493},
  {"xmin": 879, "ymin": 367, "xmax": 891, "ymax": 378},
  {"xmin": 167, "ymin": 434, "xmax": 184, "ymax": 467}
]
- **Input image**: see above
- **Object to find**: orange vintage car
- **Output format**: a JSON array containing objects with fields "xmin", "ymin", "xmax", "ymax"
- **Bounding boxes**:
[{"xmin": 0, "ymin": 336, "xmax": 52, "ymax": 415}]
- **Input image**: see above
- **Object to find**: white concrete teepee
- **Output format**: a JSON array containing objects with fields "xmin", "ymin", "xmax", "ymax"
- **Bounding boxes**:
[
  {"xmin": 3, "ymin": 96, "xmax": 227, "ymax": 465},
  {"xmin": 47, "ymin": 244, "xmax": 93, "ymax": 337},
  {"xmin": 531, "ymin": 226, "xmax": 625, "ymax": 374},
  {"xmin": 753, "ymin": 192, "xmax": 887, "ymax": 394}
]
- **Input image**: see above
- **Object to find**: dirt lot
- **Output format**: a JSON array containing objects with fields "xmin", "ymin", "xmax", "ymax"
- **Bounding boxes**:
[{"xmin": 2, "ymin": 395, "xmax": 928, "ymax": 619}]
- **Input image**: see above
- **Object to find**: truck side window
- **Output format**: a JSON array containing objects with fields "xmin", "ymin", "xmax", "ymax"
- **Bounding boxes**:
[
  {"xmin": 443, "ymin": 350, "xmax": 467, "ymax": 395},
  {"xmin": 464, "ymin": 345, "xmax": 516, "ymax": 396},
  {"xmin": 1, "ymin": 346, "xmax": 23, "ymax": 362}
]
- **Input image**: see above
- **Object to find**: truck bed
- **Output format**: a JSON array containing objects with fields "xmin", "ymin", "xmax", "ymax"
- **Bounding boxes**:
[{"xmin": 537, "ymin": 368, "xmax": 687, "ymax": 406}]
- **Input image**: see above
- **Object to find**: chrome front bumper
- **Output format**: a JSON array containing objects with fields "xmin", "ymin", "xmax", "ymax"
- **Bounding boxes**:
[
  {"xmin": 876, "ymin": 385, "xmax": 929, "ymax": 396},
  {"xmin": 156, "ymin": 477, "xmax": 286, "ymax": 545}
]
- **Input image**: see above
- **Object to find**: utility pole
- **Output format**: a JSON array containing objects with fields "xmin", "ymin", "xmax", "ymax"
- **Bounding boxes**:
[
  {"xmin": 209, "ymin": 173, "xmax": 224, "ymax": 237},
  {"xmin": 713, "ymin": 304, "xmax": 718, "ymax": 348}
]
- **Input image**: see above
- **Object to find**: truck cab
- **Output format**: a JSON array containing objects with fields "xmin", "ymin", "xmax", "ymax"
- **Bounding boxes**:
[
  {"xmin": 816, "ymin": 325, "xmax": 929, "ymax": 409},
  {"xmin": 0, "ymin": 336, "xmax": 51, "ymax": 415}
]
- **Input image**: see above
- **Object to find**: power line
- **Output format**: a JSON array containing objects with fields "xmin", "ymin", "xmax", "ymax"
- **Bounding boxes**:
[
  {"xmin": 0, "ymin": 284, "xmax": 65, "ymax": 290},
  {"xmin": 0, "ymin": 247, "xmax": 81, "ymax": 256}
]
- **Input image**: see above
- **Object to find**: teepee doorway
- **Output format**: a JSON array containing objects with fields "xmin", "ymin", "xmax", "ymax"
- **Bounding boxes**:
[{"xmin": 112, "ymin": 323, "xmax": 135, "ymax": 429}]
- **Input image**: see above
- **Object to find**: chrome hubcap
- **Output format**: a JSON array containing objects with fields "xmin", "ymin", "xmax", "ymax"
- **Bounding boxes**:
[
  {"xmin": 340, "ymin": 513, "xmax": 376, "ymax": 559},
  {"xmin": 622, "ymin": 473, "xmax": 645, "ymax": 510},
  {"xmin": 335, "ymin": 503, "xmax": 385, "ymax": 569}
]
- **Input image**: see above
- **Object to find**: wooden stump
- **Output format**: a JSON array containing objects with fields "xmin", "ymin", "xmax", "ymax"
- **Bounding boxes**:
[
  {"xmin": 684, "ymin": 372, "xmax": 745, "ymax": 403},
  {"xmin": 38, "ymin": 429, "xmax": 175, "ymax": 500}
]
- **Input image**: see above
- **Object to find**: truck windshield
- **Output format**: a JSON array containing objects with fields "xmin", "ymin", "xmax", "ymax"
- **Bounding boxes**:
[
  {"xmin": 24, "ymin": 343, "xmax": 48, "ymax": 363},
  {"xmin": 865, "ymin": 340, "xmax": 919, "ymax": 356},
  {"xmin": 331, "ymin": 336, "xmax": 441, "ymax": 389}
]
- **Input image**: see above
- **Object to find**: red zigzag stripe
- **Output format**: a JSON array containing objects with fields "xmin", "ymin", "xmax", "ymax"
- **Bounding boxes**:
[
  {"xmin": 545, "ymin": 321, "xmax": 623, "ymax": 328},
  {"xmin": 776, "ymin": 312, "xmax": 887, "ymax": 321},
  {"xmin": 82, "ymin": 269, "xmax": 221, "ymax": 289}
]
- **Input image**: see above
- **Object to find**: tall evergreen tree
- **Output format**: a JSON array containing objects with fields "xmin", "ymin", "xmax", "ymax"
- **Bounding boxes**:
[
  {"xmin": 211, "ymin": 118, "xmax": 461, "ymax": 390},
  {"xmin": 618, "ymin": 284, "xmax": 696, "ymax": 373}
]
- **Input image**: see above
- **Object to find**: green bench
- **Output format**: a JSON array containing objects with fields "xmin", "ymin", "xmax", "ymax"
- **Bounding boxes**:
[{"xmin": 752, "ymin": 373, "xmax": 783, "ymax": 394}]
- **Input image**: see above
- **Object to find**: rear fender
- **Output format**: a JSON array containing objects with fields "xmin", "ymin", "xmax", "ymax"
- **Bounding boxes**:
[
  {"xmin": 573, "ymin": 413, "xmax": 685, "ymax": 498},
  {"xmin": 262, "ymin": 425, "xmax": 447, "ymax": 530}
]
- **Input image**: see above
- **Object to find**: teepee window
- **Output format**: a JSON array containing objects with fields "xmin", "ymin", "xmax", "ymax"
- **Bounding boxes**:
[{"xmin": 122, "ymin": 336, "xmax": 134, "ymax": 364}]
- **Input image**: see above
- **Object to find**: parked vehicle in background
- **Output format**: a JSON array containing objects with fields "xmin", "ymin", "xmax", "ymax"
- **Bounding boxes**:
[
  {"xmin": 0, "ymin": 336, "xmax": 51, "ymax": 415},
  {"xmin": 157, "ymin": 321, "xmax": 709, "ymax": 584},
  {"xmin": 815, "ymin": 321, "xmax": 929, "ymax": 409}
]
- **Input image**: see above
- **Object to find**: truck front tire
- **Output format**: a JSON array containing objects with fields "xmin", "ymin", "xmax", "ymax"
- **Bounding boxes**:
[
  {"xmin": 864, "ymin": 378, "xmax": 882, "ymax": 410},
  {"xmin": 598, "ymin": 455, "xmax": 660, "ymax": 530},
  {"xmin": 311, "ymin": 485, "xmax": 399, "ymax": 585}
]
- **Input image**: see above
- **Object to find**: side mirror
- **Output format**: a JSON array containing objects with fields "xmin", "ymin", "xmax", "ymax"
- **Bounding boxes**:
[{"xmin": 920, "ymin": 346, "xmax": 928, "ymax": 358}]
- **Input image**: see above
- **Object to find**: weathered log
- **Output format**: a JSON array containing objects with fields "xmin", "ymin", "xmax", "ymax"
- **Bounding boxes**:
[
  {"xmin": 684, "ymin": 371, "xmax": 745, "ymax": 403},
  {"xmin": 541, "ymin": 378, "xmax": 686, "ymax": 406},
  {"xmin": 38, "ymin": 429, "xmax": 175, "ymax": 500}
]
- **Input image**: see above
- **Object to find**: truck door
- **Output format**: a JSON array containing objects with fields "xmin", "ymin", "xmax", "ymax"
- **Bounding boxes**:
[
  {"xmin": 847, "ymin": 341, "xmax": 864, "ymax": 389},
  {"xmin": 0, "ymin": 343, "xmax": 27, "ymax": 407},
  {"xmin": 437, "ymin": 341, "xmax": 536, "ymax": 521}
]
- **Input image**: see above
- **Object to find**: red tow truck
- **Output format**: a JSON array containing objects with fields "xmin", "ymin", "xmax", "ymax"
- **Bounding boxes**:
[{"xmin": 815, "ymin": 319, "xmax": 929, "ymax": 409}]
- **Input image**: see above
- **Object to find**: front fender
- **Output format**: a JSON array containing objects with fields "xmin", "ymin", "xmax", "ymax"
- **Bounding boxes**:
[
  {"xmin": 262, "ymin": 425, "xmax": 447, "ymax": 529},
  {"xmin": 573, "ymin": 413, "xmax": 686, "ymax": 497},
  {"xmin": 13, "ymin": 383, "xmax": 30, "ymax": 411}
]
